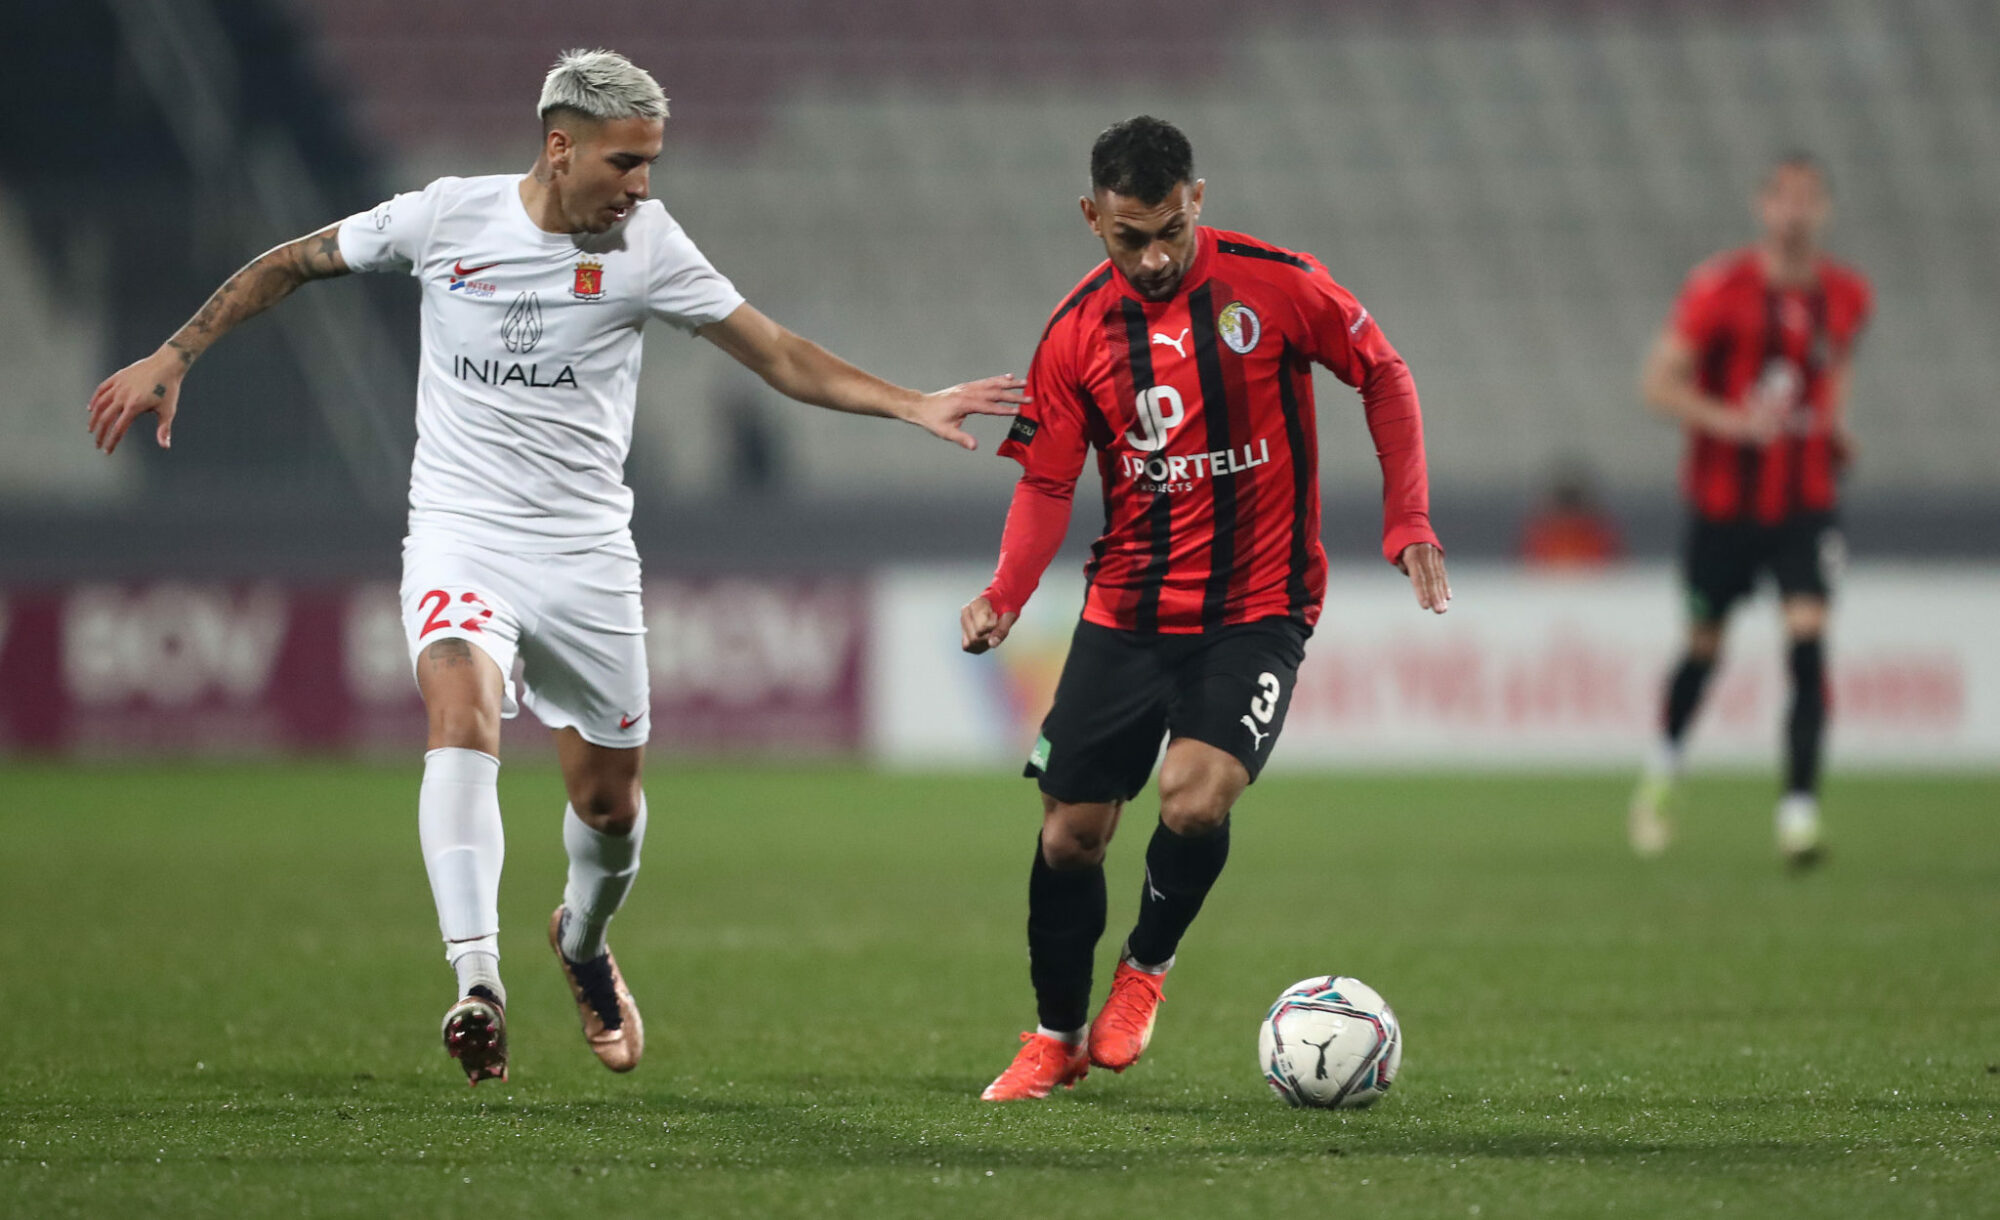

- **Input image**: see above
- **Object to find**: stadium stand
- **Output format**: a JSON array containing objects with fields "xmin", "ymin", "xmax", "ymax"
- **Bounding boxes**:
[
  {"xmin": 1, "ymin": 0, "xmax": 1992, "ymax": 569},
  {"xmin": 292, "ymin": 0, "xmax": 2000, "ymax": 505}
]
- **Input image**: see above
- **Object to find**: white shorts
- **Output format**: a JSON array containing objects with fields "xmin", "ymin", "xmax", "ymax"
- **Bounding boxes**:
[{"xmin": 399, "ymin": 532, "xmax": 650, "ymax": 748}]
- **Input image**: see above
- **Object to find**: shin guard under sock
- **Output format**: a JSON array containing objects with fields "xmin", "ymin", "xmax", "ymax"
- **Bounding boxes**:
[
  {"xmin": 1026, "ymin": 837, "xmax": 1106, "ymax": 1035},
  {"xmin": 1786, "ymin": 638, "xmax": 1827, "ymax": 795},
  {"xmin": 1125, "ymin": 815, "xmax": 1231, "ymax": 969}
]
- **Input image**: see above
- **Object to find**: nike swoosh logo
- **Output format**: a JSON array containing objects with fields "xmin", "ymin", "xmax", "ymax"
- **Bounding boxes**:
[
  {"xmin": 618, "ymin": 711, "xmax": 646, "ymax": 730},
  {"xmin": 452, "ymin": 260, "xmax": 501, "ymax": 278}
]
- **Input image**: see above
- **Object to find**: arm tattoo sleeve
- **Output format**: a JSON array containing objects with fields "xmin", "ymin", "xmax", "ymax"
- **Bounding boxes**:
[{"xmin": 164, "ymin": 223, "xmax": 350, "ymax": 367}]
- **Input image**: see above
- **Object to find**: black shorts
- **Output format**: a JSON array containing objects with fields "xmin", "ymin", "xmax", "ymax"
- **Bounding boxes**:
[
  {"xmin": 1682, "ymin": 511, "xmax": 1843, "ymax": 624},
  {"xmin": 1024, "ymin": 617, "xmax": 1311, "ymax": 805}
]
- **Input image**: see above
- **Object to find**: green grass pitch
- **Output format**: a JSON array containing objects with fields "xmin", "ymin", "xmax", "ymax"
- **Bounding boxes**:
[{"xmin": 1, "ymin": 763, "xmax": 1995, "ymax": 1218}]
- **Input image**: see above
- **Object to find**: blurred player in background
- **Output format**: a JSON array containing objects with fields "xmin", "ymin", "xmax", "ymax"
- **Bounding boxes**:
[
  {"xmin": 87, "ymin": 49, "xmax": 1024, "ymax": 1086},
  {"xmin": 958, "ymin": 117, "xmax": 1449, "ymax": 1101},
  {"xmin": 1517, "ymin": 462, "xmax": 1623, "ymax": 569},
  {"xmin": 1628, "ymin": 153, "xmax": 1871, "ymax": 867}
]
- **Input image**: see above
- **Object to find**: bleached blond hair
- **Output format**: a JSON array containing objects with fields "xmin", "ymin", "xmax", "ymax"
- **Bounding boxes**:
[{"xmin": 537, "ymin": 49, "xmax": 668, "ymax": 125}]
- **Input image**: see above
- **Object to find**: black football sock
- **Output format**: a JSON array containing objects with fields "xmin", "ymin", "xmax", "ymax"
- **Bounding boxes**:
[
  {"xmin": 1786, "ymin": 638, "xmax": 1827, "ymax": 795},
  {"xmin": 1124, "ymin": 814, "xmax": 1231, "ymax": 970},
  {"xmin": 1027, "ymin": 837, "xmax": 1106, "ymax": 1034},
  {"xmin": 1663, "ymin": 654, "xmax": 1716, "ymax": 745}
]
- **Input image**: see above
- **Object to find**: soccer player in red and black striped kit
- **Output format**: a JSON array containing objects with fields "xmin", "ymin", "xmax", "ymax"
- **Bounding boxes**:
[
  {"xmin": 1628, "ymin": 154, "xmax": 1871, "ymax": 868},
  {"xmin": 958, "ymin": 117, "xmax": 1450, "ymax": 1101}
]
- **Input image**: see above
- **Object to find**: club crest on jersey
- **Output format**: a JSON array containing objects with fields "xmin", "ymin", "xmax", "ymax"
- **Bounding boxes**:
[
  {"xmin": 571, "ymin": 257, "xmax": 606, "ymax": 301},
  {"xmin": 1218, "ymin": 301, "xmax": 1261, "ymax": 354}
]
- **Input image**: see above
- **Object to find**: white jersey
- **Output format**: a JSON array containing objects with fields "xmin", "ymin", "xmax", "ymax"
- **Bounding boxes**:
[{"xmin": 338, "ymin": 174, "xmax": 744, "ymax": 551}]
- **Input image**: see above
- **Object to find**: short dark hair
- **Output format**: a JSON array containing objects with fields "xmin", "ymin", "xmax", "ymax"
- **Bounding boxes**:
[{"xmin": 1090, "ymin": 116, "xmax": 1194, "ymax": 205}]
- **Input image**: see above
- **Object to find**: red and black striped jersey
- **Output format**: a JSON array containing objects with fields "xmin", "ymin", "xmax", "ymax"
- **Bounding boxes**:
[
  {"xmin": 1671, "ymin": 248, "xmax": 1873, "ymax": 525},
  {"xmin": 989, "ymin": 226, "xmax": 1437, "ymax": 634}
]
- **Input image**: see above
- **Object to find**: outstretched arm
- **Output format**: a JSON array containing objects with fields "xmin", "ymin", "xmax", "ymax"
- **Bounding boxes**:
[
  {"xmin": 87, "ymin": 224, "xmax": 351, "ymax": 453},
  {"xmin": 698, "ymin": 303, "xmax": 1025, "ymax": 450}
]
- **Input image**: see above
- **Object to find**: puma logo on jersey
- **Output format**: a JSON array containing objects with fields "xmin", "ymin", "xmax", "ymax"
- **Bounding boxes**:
[
  {"xmin": 1151, "ymin": 328, "xmax": 1190, "ymax": 358},
  {"xmin": 1240, "ymin": 715, "xmax": 1270, "ymax": 749}
]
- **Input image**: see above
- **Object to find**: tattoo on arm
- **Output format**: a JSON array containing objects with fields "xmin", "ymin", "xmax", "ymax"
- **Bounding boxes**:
[
  {"xmin": 295, "ymin": 226, "xmax": 348, "ymax": 280},
  {"xmin": 163, "ymin": 223, "xmax": 349, "ymax": 367},
  {"xmin": 423, "ymin": 638, "xmax": 477, "ymax": 668}
]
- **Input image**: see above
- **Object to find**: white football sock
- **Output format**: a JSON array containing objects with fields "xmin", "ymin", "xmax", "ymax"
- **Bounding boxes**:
[
  {"xmin": 1036, "ymin": 1025, "xmax": 1085, "ymax": 1045},
  {"xmin": 453, "ymin": 948, "xmax": 505, "ymax": 1006},
  {"xmin": 559, "ymin": 798, "xmax": 647, "ymax": 961},
  {"xmin": 419, "ymin": 748, "xmax": 505, "ymax": 984},
  {"xmin": 1644, "ymin": 738, "xmax": 1685, "ymax": 781},
  {"xmin": 1776, "ymin": 792, "xmax": 1820, "ymax": 832}
]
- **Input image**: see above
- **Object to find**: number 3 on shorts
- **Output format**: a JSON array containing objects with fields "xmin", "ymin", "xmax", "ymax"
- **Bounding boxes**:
[{"xmin": 1248, "ymin": 671, "xmax": 1281, "ymax": 724}]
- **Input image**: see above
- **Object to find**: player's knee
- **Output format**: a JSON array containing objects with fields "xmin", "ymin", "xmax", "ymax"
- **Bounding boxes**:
[
  {"xmin": 1783, "ymin": 600, "xmax": 1827, "ymax": 642},
  {"xmin": 570, "ymin": 779, "xmax": 643, "ymax": 833},
  {"xmin": 1686, "ymin": 624, "xmax": 1724, "ymax": 662},
  {"xmin": 1040, "ymin": 812, "xmax": 1112, "ymax": 870},
  {"xmin": 1157, "ymin": 749, "xmax": 1241, "ymax": 835},
  {"xmin": 1158, "ymin": 785, "xmax": 1231, "ymax": 836},
  {"xmin": 427, "ymin": 701, "xmax": 499, "ymax": 752}
]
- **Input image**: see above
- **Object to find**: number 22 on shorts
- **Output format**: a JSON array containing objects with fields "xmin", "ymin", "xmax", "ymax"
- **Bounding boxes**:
[
  {"xmin": 418, "ymin": 589, "xmax": 495, "ymax": 637},
  {"xmin": 1241, "ymin": 671, "xmax": 1281, "ymax": 749}
]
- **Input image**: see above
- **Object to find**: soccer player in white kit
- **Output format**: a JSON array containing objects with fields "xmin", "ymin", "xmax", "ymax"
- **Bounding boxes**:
[{"xmin": 86, "ymin": 50, "xmax": 1026, "ymax": 1086}]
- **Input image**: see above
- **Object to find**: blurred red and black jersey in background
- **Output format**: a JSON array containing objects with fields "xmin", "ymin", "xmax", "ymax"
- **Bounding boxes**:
[
  {"xmin": 993, "ymin": 226, "xmax": 1435, "ymax": 634},
  {"xmin": 1672, "ymin": 249, "xmax": 1872, "ymax": 526}
]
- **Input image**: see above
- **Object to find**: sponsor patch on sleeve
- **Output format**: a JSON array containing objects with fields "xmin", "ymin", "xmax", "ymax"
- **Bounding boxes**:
[{"xmin": 1007, "ymin": 417, "xmax": 1040, "ymax": 446}]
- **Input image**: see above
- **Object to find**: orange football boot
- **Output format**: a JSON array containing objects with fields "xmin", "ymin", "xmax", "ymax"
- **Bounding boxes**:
[
  {"xmin": 980, "ymin": 1032, "xmax": 1089, "ymax": 1101},
  {"xmin": 1088, "ymin": 961, "xmax": 1167, "ymax": 1072}
]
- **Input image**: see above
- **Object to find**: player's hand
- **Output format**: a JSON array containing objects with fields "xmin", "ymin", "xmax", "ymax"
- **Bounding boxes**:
[
  {"xmin": 87, "ymin": 348, "xmax": 183, "ymax": 454},
  {"xmin": 1397, "ymin": 543, "xmax": 1451, "ymax": 614},
  {"xmin": 1830, "ymin": 423, "xmax": 1860, "ymax": 472},
  {"xmin": 961, "ymin": 595, "xmax": 1020, "ymax": 654},
  {"xmin": 1715, "ymin": 396, "xmax": 1783, "ymax": 444},
  {"xmin": 907, "ymin": 376, "xmax": 1029, "ymax": 451}
]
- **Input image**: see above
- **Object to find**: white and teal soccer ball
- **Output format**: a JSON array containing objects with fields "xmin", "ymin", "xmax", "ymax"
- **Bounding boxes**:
[{"xmin": 1258, "ymin": 975, "xmax": 1402, "ymax": 1109}]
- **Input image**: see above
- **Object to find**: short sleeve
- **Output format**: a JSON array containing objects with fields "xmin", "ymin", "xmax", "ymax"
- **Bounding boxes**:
[
  {"xmin": 337, "ymin": 181, "xmax": 444, "ymax": 275},
  {"xmin": 647, "ymin": 215, "xmax": 745, "ymax": 334},
  {"xmin": 1669, "ymin": 264, "xmax": 1727, "ymax": 349},
  {"xmin": 1292, "ymin": 257, "xmax": 1404, "ymax": 388},
  {"xmin": 998, "ymin": 333, "xmax": 1091, "ymax": 486}
]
